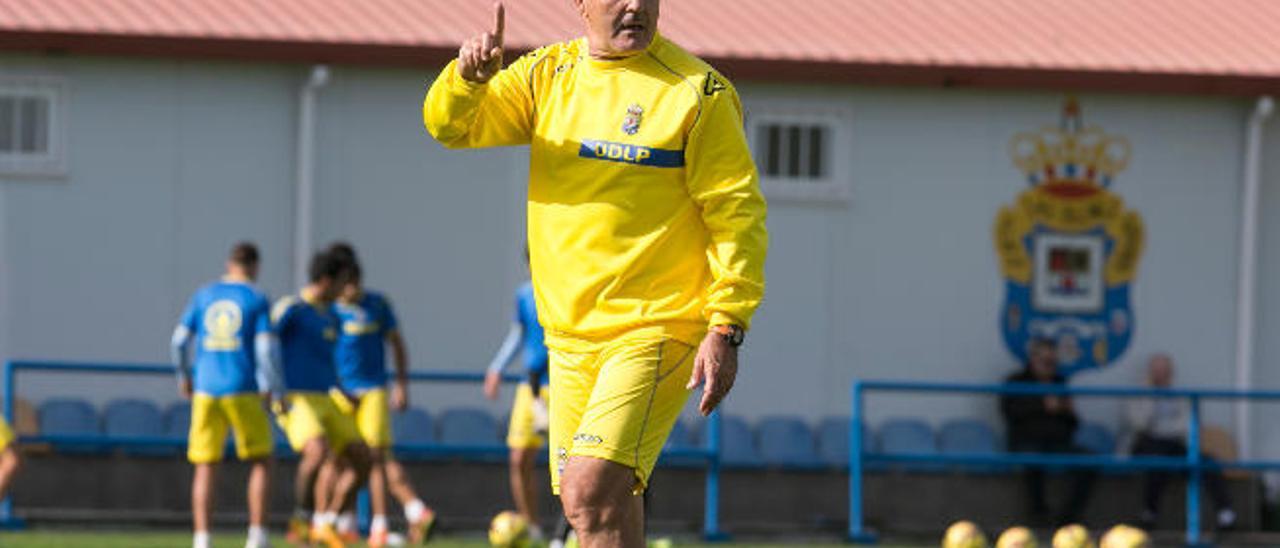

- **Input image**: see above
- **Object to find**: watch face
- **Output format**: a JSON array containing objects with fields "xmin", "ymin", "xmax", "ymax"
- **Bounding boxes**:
[{"xmin": 729, "ymin": 327, "xmax": 744, "ymax": 346}]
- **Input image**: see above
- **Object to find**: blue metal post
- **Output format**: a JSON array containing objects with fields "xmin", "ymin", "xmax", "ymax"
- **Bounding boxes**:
[
  {"xmin": 848, "ymin": 381, "xmax": 876, "ymax": 543},
  {"xmin": 702, "ymin": 409, "xmax": 727, "ymax": 541},
  {"xmin": 357, "ymin": 488, "xmax": 371, "ymax": 535},
  {"xmin": 1186, "ymin": 395, "xmax": 1202, "ymax": 546}
]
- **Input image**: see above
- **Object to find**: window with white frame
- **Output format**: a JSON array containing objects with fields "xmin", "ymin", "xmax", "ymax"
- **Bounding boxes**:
[
  {"xmin": 0, "ymin": 76, "xmax": 67, "ymax": 177},
  {"xmin": 746, "ymin": 104, "xmax": 850, "ymax": 201}
]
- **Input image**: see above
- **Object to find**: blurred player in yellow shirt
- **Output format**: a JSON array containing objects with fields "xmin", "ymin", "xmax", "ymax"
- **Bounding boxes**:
[{"xmin": 425, "ymin": 1, "xmax": 767, "ymax": 545}]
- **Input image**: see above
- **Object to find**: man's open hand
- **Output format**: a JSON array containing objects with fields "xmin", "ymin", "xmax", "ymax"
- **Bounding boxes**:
[
  {"xmin": 687, "ymin": 331, "xmax": 739, "ymax": 416},
  {"xmin": 458, "ymin": 2, "xmax": 505, "ymax": 83}
]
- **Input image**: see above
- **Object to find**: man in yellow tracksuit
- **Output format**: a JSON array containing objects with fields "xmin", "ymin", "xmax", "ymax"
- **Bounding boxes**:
[{"xmin": 424, "ymin": 1, "xmax": 767, "ymax": 546}]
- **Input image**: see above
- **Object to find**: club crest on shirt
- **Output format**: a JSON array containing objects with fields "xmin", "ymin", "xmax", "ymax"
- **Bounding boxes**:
[
  {"xmin": 202, "ymin": 300, "xmax": 243, "ymax": 351},
  {"xmin": 622, "ymin": 104, "xmax": 644, "ymax": 135}
]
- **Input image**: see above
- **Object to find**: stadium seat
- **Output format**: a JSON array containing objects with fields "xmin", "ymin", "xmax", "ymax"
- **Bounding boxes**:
[
  {"xmin": 437, "ymin": 407, "xmax": 501, "ymax": 447},
  {"xmin": 877, "ymin": 418, "xmax": 940, "ymax": 471},
  {"xmin": 164, "ymin": 401, "xmax": 192, "ymax": 440},
  {"xmin": 938, "ymin": 419, "xmax": 1000, "ymax": 454},
  {"xmin": 1074, "ymin": 422, "xmax": 1117, "ymax": 455},
  {"xmin": 664, "ymin": 418, "xmax": 696, "ymax": 451},
  {"xmin": 38, "ymin": 398, "xmax": 102, "ymax": 453},
  {"xmin": 103, "ymin": 399, "xmax": 164, "ymax": 438},
  {"xmin": 816, "ymin": 416, "xmax": 874, "ymax": 468},
  {"xmin": 1201, "ymin": 425, "xmax": 1248, "ymax": 479},
  {"xmin": 393, "ymin": 408, "xmax": 434, "ymax": 452},
  {"xmin": 703, "ymin": 415, "xmax": 762, "ymax": 467},
  {"xmin": 938, "ymin": 419, "xmax": 1004, "ymax": 473},
  {"xmin": 757, "ymin": 415, "xmax": 819, "ymax": 468},
  {"xmin": 104, "ymin": 399, "xmax": 169, "ymax": 456},
  {"xmin": 13, "ymin": 397, "xmax": 39, "ymax": 437},
  {"xmin": 659, "ymin": 418, "xmax": 704, "ymax": 467},
  {"xmin": 877, "ymin": 418, "xmax": 935, "ymax": 454}
]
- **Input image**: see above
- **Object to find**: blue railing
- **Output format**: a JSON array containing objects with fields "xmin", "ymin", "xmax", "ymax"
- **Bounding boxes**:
[
  {"xmin": 849, "ymin": 380, "xmax": 1280, "ymax": 547},
  {"xmin": 1, "ymin": 360, "xmax": 725, "ymax": 539}
]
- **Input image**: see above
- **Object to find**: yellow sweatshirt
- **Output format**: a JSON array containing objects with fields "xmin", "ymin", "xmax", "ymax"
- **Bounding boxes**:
[{"xmin": 424, "ymin": 35, "xmax": 767, "ymax": 350}]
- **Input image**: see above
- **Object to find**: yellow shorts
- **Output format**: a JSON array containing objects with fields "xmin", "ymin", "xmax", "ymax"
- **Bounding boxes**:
[
  {"xmin": 188, "ymin": 393, "xmax": 273, "ymax": 464},
  {"xmin": 277, "ymin": 392, "xmax": 361, "ymax": 454},
  {"xmin": 508, "ymin": 383, "xmax": 549, "ymax": 450},
  {"xmin": 549, "ymin": 336, "xmax": 696, "ymax": 495},
  {"xmin": 0, "ymin": 415, "xmax": 14, "ymax": 453},
  {"xmin": 331, "ymin": 387, "xmax": 392, "ymax": 449}
]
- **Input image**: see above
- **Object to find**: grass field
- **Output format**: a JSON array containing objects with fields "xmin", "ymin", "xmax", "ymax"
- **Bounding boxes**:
[{"xmin": 0, "ymin": 529, "xmax": 911, "ymax": 548}]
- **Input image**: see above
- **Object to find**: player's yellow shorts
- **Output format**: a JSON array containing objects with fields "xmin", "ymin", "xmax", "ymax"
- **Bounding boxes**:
[
  {"xmin": 188, "ymin": 393, "xmax": 273, "ymax": 464},
  {"xmin": 507, "ymin": 383, "xmax": 549, "ymax": 450},
  {"xmin": 548, "ymin": 335, "xmax": 696, "ymax": 495},
  {"xmin": 276, "ymin": 392, "xmax": 361, "ymax": 454},
  {"xmin": 0, "ymin": 415, "xmax": 14, "ymax": 453},
  {"xmin": 330, "ymin": 387, "xmax": 392, "ymax": 449}
]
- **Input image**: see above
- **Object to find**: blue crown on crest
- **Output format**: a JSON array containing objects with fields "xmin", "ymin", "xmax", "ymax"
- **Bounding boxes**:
[{"xmin": 1010, "ymin": 98, "xmax": 1131, "ymax": 191}]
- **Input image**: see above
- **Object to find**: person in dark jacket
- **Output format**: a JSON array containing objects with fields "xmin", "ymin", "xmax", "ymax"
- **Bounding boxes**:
[{"xmin": 1000, "ymin": 338, "xmax": 1097, "ymax": 525}]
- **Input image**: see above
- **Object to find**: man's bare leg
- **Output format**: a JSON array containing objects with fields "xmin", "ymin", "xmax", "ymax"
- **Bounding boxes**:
[
  {"xmin": 296, "ymin": 437, "xmax": 330, "ymax": 519},
  {"xmin": 383, "ymin": 457, "xmax": 435, "ymax": 542},
  {"xmin": 560, "ymin": 456, "xmax": 644, "ymax": 548},
  {"xmin": 327, "ymin": 443, "xmax": 372, "ymax": 514},
  {"xmin": 192, "ymin": 463, "xmax": 218, "ymax": 541},
  {"xmin": 385, "ymin": 457, "xmax": 418, "ymax": 506},
  {"xmin": 510, "ymin": 447, "xmax": 539, "ymax": 526},
  {"xmin": 246, "ymin": 458, "xmax": 270, "ymax": 526},
  {"xmin": 245, "ymin": 458, "xmax": 270, "ymax": 547},
  {"xmin": 0, "ymin": 448, "xmax": 21, "ymax": 501},
  {"xmin": 366, "ymin": 450, "xmax": 389, "ymax": 539}
]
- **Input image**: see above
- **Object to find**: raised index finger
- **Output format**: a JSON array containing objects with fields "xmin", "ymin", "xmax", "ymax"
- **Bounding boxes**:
[{"xmin": 493, "ymin": 2, "xmax": 505, "ymax": 44}]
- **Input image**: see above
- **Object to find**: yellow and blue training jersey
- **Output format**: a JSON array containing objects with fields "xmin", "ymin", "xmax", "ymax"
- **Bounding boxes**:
[
  {"xmin": 177, "ymin": 281, "xmax": 271, "ymax": 396},
  {"xmin": 516, "ymin": 282, "xmax": 548, "ymax": 382},
  {"xmin": 272, "ymin": 294, "xmax": 339, "ymax": 393},
  {"xmin": 424, "ymin": 34, "xmax": 768, "ymax": 351},
  {"xmin": 333, "ymin": 291, "xmax": 399, "ymax": 392}
]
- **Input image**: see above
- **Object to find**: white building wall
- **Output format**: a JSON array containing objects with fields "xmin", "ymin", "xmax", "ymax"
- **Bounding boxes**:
[
  {"xmin": 737, "ymin": 87, "xmax": 1248, "ymax": 433},
  {"xmin": 0, "ymin": 53, "xmax": 1272, "ymax": 446}
]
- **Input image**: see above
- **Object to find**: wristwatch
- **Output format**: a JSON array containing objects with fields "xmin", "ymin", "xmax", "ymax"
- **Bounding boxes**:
[{"xmin": 712, "ymin": 324, "xmax": 745, "ymax": 347}]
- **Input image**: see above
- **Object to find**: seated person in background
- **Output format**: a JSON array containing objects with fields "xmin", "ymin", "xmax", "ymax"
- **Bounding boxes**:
[
  {"xmin": 1000, "ymin": 338, "xmax": 1097, "ymax": 526},
  {"xmin": 1126, "ymin": 354, "xmax": 1235, "ymax": 530}
]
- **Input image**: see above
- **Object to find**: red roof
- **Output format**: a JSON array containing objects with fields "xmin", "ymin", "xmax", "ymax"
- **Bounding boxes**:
[{"xmin": 3, "ymin": 0, "xmax": 1280, "ymax": 94}]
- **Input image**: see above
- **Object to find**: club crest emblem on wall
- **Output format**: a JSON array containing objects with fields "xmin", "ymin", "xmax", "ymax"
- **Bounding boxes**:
[
  {"xmin": 622, "ymin": 104, "xmax": 644, "ymax": 135},
  {"xmin": 993, "ymin": 99, "xmax": 1145, "ymax": 373}
]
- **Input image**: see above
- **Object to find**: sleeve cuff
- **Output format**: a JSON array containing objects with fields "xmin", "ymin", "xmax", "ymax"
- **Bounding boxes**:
[
  {"xmin": 707, "ymin": 312, "xmax": 745, "ymax": 330},
  {"xmin": 448, "ymin": 62, "xmax": 487, "ymax": 94}
]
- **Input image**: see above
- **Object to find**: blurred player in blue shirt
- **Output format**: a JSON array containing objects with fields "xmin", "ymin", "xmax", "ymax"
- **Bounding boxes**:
[
  {"xmin": 272, "ymin": 250, "xmax": 370, "ymax": 547},
  {"xmin": 327, "ymin": 243, "xmax": 435, "ymax": 546},
  {"xmin": 485, "ymin": 277, "xmax": 551, "ymax": 542},
  {"xmin": 170, "ymin": 242, "xmax": 279, "ymax": 548}
]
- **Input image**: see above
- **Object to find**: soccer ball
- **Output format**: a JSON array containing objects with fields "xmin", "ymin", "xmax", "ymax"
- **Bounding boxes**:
[
  {"xmin": 996, "ymin": 526, "xmax": 1038, "ymax": 548},
  {"xmin": 1099, "ymin": 525, "xmax": 1149, "ymax": 548},
  {"xmin": 488, "ymin": 510, "xmax": 531, "ymax": 548},
  {"xmin": 1052, "ymin": 524, "xmax": 1094, "ymax": 548},
  {"xmin": 943, "ymin": 520, "xmax": 988, "ymax": 548}
]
